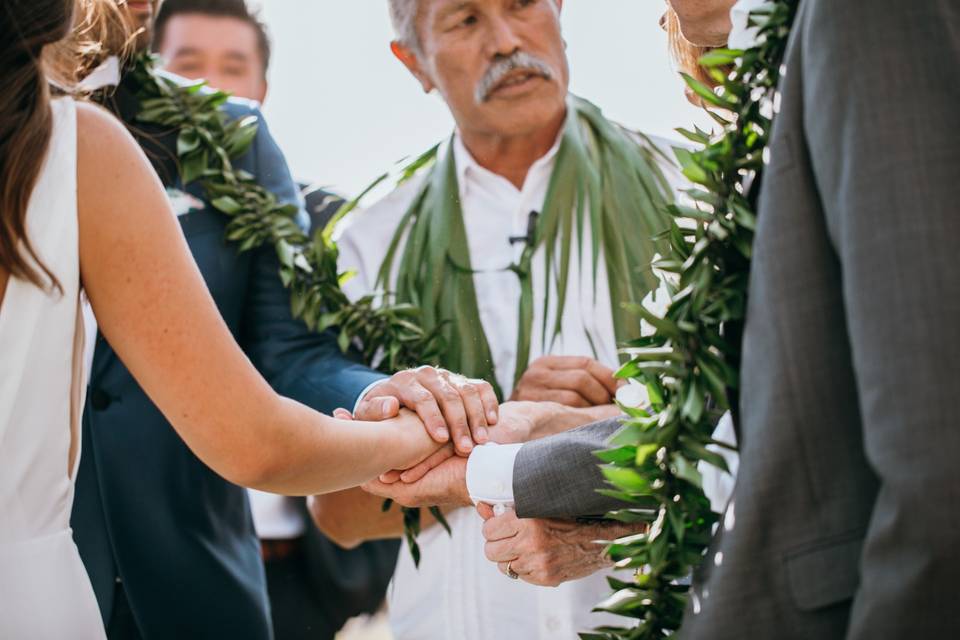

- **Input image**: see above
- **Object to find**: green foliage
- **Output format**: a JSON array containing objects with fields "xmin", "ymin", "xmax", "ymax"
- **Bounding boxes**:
[
  {"xmin": 128, "ymin": 53, "xmax": 444, "ymax": 563},
  {"xmin": 590, "ymin": 3, "xmax": 798, "ymax": 638},
  {"xmin": 378, "ymin": 96, "xmax": 675, "ymax": 398}
]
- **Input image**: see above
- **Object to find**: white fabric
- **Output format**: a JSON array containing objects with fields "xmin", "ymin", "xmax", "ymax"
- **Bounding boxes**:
[
  {"xmin": 247, "ymin": 491, "xmax": 305, "ymax": 540},
  {"xmin": 728, "ymin": 0, "xmax": 775, "ymax": 50},
  {"xmin": 337, "ymin": 126, "xmax": 687, "ymax": 640},
  {"xmin": 465, "ymin": 443, "xmax": 522, "ymax": 505},
  {"xmin": 0, "ymin": 99, "xmax": 106, "ymax": 639},
  {"xmin": 702, "ymin": 412, "xmax": 739, "ymax": 514},
  {"xmin": 77, "ymin": 56, "xmax": 121, "ymax": 92}
]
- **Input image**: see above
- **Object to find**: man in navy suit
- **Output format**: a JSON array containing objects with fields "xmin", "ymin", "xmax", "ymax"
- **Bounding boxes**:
[
  {"xmin": 150, "ymin": 3, "xmax": 401, "ymax": 639},
  {"xmin": 71, "ymin": 2, "xmax": 498, "ymax": 639}
]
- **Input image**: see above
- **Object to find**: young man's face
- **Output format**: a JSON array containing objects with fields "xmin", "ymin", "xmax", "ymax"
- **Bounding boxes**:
[{"xmin": 156, "ymin": 13, "xmax": 268, "ymax": 102}]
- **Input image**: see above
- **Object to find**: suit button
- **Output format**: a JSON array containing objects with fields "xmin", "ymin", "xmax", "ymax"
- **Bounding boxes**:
[{"xmin": 90, "ymin": 389, "xmax": 112, "ymax": 411}]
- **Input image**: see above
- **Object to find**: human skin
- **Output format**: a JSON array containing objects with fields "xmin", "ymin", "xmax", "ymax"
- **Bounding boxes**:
[
  {"xmin": 664, "ymin": 0, "xmax": 736, "ymax": 47},
  {"xmin": 155, "ymin": 12, "xmax": 268, "ymax": 103}
]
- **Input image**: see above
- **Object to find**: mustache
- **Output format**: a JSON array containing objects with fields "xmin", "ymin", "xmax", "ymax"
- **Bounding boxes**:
[{"xmin": 475, "ymin": 51, "xmax": 555, "ymax": 103}]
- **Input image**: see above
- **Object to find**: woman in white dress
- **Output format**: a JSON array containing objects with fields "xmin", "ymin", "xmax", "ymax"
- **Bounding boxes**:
[{"xmin": 0, "ymin": 1, "xmax": 440, "ymax": 637}]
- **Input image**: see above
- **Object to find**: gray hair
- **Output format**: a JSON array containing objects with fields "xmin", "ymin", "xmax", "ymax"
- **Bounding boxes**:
[
  {"xmin": 475, "ymin": 50, "xmax": 555, "ymax": 103},
  {"xmin": 388, "ymin": 0, "xmax": 421, "ymax": 52}
]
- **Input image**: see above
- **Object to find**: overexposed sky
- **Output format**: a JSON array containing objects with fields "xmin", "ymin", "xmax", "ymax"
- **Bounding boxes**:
[{"xmin": 257, "ymin": 0, "xmax": 712, "ymax": 196}]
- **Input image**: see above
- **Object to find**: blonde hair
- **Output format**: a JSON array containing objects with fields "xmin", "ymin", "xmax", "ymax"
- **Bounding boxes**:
[
  {"xmin": 44, "ymin": 0, "xmax": 134, "ymax": 89},
  {"xmin": 664, "ymin": 8, "xmax": 717, "ymax": 88}
]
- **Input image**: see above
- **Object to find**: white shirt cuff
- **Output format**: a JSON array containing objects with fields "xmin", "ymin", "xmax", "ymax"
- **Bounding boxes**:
[
  {"xmin": 352, "ymin": 379, "xmax": 387, "ymax": 414},
  {"xmin": 466, "ymin": 443, "xmax": 522, "ymax": 506}
]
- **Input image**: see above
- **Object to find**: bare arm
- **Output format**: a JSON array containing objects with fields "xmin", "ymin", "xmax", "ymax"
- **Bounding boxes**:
[
  {"xmin": 76, "ymin": 103, "xmax": 437, "ymax": 494},
  {"xmin": 307, "ymin": 400, "xmax": 604, "ymax": 547},
  {"xmin": 307, "ymin": 488, "xmax": 444, "ymax": 549},
  {"xmin": 364, "ymin": 401, "xmax": 624, "ymax": 506},
  {"xmin": 308, "ymin": 489, "xmax": 405, "ymax": 549}
]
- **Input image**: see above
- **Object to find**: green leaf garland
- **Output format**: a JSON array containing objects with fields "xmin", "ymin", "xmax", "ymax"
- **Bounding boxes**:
[
  {"xmin": 128, "ymin": 52, "xmax": 443, "ymax": 562},
  {"xmin": 591, "ymin": 2, "xmax": 798, "ymax": 638}
]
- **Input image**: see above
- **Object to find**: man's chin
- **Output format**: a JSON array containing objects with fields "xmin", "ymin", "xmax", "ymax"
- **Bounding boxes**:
[{"xmin": 479, "ymin": 98, "xmax": 567, "ymax": 138}]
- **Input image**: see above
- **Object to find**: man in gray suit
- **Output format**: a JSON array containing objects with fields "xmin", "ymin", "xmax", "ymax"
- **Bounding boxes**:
[{"xmin": 371, "ymin": 0, "xmax": 960, "ymax": 635}]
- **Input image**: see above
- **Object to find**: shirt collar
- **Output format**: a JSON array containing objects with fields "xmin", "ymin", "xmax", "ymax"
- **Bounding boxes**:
[{"xmin": 450, "ymin": 116, "xmax": 565, "ymax": 200}]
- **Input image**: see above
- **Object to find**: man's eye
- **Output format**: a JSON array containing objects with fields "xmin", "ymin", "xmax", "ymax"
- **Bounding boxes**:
[
  {"xmin": 461, "ymin": 14, "xmax": 478, "ymax": 27},
  {"xmin": 516, "ymin": 0, "xmax": 536, "ymax": 8}
]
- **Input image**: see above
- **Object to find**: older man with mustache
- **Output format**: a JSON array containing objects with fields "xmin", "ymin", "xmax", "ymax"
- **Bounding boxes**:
[{"xmin": 308, "ymin": 0, "xmax": 689, "ymax": 638}]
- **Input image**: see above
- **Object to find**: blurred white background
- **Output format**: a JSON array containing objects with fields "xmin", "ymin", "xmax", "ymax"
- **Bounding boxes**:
[{"xmin": 256, "ymin": 0, "xmax": 713, "ymax": 196}]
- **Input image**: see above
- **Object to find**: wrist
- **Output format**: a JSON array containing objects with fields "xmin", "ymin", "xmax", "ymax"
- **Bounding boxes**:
[
  {"xmin": 528, "ymin": 401, "xmax": 564, "ymax": 439},
  {"xmin": 454, "ymin": 471, "xmax": 472, "ymax": 507},
  {"xmin": 377, "ymin": 418, "xmax": 432, "ymax": 472}
]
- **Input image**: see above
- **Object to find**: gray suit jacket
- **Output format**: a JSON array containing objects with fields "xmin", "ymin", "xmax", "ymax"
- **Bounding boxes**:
[
  {"xmin": 512, "ymin": 2, "xmax": 960, "ymax": 637},
  {"xmin": 678, "ymin": 1, "xmax": 960, "ymax": 638},
  {"xmin": 513, "ymin": 418, "xmax": 626, "ymax": 519}
]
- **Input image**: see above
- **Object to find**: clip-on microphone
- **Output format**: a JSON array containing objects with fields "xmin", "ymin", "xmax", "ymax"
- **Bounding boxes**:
[{"xmin": 508, "ymin": 210, "xmax": 540, "ymax": 246}]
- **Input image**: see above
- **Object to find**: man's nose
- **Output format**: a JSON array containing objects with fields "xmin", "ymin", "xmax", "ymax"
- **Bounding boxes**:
[{"xmin": 485, "ymin": 15, "xmax": 524, "ymax": 59}]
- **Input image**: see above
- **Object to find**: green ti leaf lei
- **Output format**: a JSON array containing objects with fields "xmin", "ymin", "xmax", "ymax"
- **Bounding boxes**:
[
  {"xmin": 377, "ymin": 96, "xmax": 676, "ymax": 400},
  {"xmin": 127, "ymin": 52, "xmax": 445, "ymax": 563},
  {"xmin": 587, "ymin": 2, "xmax": 799, "ymax": 638}
]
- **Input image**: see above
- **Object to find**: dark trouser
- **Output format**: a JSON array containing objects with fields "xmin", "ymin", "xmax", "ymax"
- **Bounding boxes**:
[
  {"xmin": 107, "ymin": 582, "xmax": 143, "ymax": 640},
  {"xmin": 263, "ymin": 538, "xmax": 336, "ymax": 640}
]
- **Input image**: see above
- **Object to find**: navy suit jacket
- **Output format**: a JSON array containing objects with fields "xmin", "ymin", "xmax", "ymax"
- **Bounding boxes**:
[{"xmin": 71, "ymin": 78, "xmax": 386, "ymax": 639}]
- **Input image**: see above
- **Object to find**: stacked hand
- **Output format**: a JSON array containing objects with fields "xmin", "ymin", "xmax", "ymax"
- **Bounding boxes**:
[
  {"xmin": 360, "ymin": 401, "xmax": 549, "ymax": 508},
  {"xmin": 336, "ymin": 366, "xmax": 498, "ymax": 483},
  {"xmin": 356, "ymin": 366, "xmax": 499, "ymax": 455}
]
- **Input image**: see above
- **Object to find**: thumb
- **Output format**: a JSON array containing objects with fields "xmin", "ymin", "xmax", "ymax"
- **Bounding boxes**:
[
  {"xmin": 332, "ymin": 408, "xmax": 354, "ymax": 420},
  {"xmin": 356, "ymin": 395, "xmax": 401, "ymax": 421},
  {"xmin": 476, "ymin": 502, "xmax": 495, "ymax": 521}
]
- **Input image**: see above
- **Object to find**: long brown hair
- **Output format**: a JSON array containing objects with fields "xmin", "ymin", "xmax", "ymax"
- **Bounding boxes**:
[
  {"xmin": 0, "ymin": 0, "xmax": 74, "ymax": 292},
  {"xmin": 0, "ymin": 0, "xmax": 131, "ymax": 294}
]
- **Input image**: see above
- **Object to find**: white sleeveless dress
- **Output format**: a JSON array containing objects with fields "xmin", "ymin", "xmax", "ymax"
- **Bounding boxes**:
[{"xmin": 0, "ymin": 99, "xmax": 107, "ymax": 639}]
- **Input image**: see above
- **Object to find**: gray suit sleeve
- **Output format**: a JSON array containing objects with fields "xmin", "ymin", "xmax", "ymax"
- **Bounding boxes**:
[
  {"xmin": 513, "ymin": 418, "xmax": 628, "ymax": 519},
  {"xmin": 804, "ymin": 1, "xmax": 960, "ymax": 637}
]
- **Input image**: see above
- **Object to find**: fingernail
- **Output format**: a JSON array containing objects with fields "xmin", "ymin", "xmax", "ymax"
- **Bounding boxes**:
[
  {"xmin": 475, "ymin": 427, "xmax": 489, "ymax": 441},
  {"xmin": 381, "ymin": 398, "xmax": 393, "ymax": 413},
  {"xmin": 460, "ymin": 437, "xmax": 473, "ymax": 452},
  {"xmin": 488, "ymin": 410, "xmax": 498, "ymax": 423},
  {"xmin": 436, "ymin": 428, "xmax": 449, "ymax": 441}
]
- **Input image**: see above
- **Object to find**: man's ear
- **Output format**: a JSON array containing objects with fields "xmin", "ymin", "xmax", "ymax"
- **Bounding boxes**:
[{"xmin": 391, "ymin": 40, "xmax": 435, "ymax": 94}]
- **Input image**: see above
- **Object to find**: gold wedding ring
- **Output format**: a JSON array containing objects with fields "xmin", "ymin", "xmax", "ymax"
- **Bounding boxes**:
[{"xmin": 506, "ymin": 561, "xmax": 519, "ymax": 580}]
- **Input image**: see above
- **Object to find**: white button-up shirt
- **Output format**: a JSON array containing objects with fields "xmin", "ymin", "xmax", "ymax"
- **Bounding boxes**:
[{"xmin": 337, "ymin": 128, "xmax": 686, "ymax": 640}]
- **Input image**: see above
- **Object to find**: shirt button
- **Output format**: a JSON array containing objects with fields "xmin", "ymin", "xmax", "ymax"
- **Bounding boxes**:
[
  {"xmin": 545, "ymin": 616, "xmax": 561, "ymax": 632},
  {"xmin": 89, "ymin": 389, "xmax": 112, "ymax": 411}
]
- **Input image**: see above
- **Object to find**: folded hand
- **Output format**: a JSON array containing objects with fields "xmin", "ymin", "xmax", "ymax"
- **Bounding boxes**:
[
  {"xmin": 510, "ymin": 356, "xmax": 620, "ymax": 407},
  {"xmin": 477, "ymin": 503, "xmax": 645, "ymax": 587}
]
